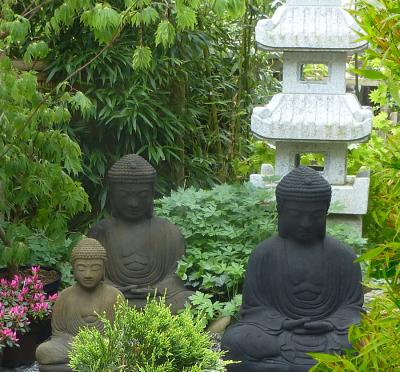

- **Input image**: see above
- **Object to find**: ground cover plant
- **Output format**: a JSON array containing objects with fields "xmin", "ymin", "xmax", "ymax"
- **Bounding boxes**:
[
  {"xmin": 69, "ymin": 296, "xmax": 226, "ymax": 372},
  {"xmin": 155, "ymin": 183, "xmax": 277, "ymax": 320}
]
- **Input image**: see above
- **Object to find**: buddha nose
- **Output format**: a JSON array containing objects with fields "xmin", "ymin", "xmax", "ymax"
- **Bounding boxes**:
[
  {"xmin": 128, "ymin": 196, "xmax": 139, "ymax": 207},
  {"xmin": 300, "ymin": 214, "xmax": 312, "ymax": 228},
  {"xmin": 83, "ymin": 270, "xmax": 93, "ymax": 279}
]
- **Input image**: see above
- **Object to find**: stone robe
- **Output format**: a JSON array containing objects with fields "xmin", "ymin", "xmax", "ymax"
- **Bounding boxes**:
[
  {"xmin": 88, "ymin": 216, "xmax": 193, "ymax": 313},
  {"xmin": 222, "ymin": 236, "xmax": 363, "ymax": 372},
  {"xmin": 36, "ymin": 283, "xmax": 121, "ymax": 371}
]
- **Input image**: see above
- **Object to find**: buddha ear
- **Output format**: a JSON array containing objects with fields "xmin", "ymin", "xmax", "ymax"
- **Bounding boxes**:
[{"xmin": 276, "ymin": 201, "xmax": 288, "ymax": 238}]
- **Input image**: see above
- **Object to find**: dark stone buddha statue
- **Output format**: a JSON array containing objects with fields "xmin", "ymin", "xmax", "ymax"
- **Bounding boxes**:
[
  {"xmin": 36, "ymin": 238, "xmax": 122, "ymax": 372},
  {"xmin": 88, "ymin": 154, "xmax": 193, "ymax": 313},
  {"xmin": 221, "ymin": 166, "xmax": 363, "ymax": 372}
]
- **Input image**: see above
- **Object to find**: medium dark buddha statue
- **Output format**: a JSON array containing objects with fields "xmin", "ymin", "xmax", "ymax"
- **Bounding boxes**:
[
  {"xmin": 36, "ymin": 238, "xmax": 122, "ymax": 372},
  {"xmin": 88, "ymin": 154, "xmax": 193, "ymax": 313},
  {"xmin": 221, "ymin": 166, "xmax": 363, "ymax": 372}
]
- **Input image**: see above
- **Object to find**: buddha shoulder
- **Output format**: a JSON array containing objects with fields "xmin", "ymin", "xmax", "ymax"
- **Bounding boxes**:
[
  {"xmin": 151, "ymin": 216, "xmax": 182, "ymax": 234},
  {"xmin": 324, "ymin": 235, "xmax": 358, "ymax": 261},
  {"xmin": 88, "ymin": 218, "xmax": 113, "ymax": 238},
  {"xmin": 250, "ymin": 236, "xmax": 283, "ymax": 258}
]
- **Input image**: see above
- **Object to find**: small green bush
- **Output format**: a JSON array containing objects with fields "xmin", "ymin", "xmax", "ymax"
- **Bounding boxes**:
[
  {"xmin": 68, "ymin": 297, "xmax": 225, "ymax": 372},
  {"xmin": 310, "ymin": 286, "xmax": 400, "ymax": 371}
]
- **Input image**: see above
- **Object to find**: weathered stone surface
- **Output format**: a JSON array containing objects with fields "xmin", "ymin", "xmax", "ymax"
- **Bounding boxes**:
[
  {"xmin": 282, "ymin": 52, "xmax": 347, "ymax": 95},
  {"xmin": 88, "ymin": 154, "xmax": 193, "ymax": 314},
  {"xmin": 251, "ymin": 93, "xmax": 372, "ymax": 142},
  {"xmin": 36, "ymin": 238, "xmax": 122, "ymax": 372},
  {"xmin": 256, "ymin": 0, "xmax": 367, "ymax": 52}
]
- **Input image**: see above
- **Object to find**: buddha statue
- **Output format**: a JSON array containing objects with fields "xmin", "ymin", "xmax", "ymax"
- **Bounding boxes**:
[
  {"xmin": 36, "ymin": 238, "xmax": 123, "ymax": 372},
  {"xmin": 88, "ymin": 154, "xmax": 193, "ymax": 313},
  {"xmin": 221, "ymin": 166, "xmax": 363, "ymax": 372}
]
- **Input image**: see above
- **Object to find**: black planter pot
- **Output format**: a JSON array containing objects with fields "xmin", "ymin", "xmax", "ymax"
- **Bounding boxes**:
[{"xmin": 1, "ymin": 328, "xmax": 37, "ymax": 368}]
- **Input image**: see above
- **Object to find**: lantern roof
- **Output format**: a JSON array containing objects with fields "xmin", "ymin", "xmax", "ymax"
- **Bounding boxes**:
[
  {"xmin": 251, "ymin": 93, "xmax": 372, "ymax": 142},
  {"xmin": 256, "ymin": 0, "xmax": 367, "ymax": 52}
]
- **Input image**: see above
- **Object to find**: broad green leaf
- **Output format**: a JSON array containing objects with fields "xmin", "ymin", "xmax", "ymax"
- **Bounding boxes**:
[
  {"xmin": 132, "ymin": 45, "xmax": 152, "ymax": 71},
  {"xmin": 356, "ymin": 246, "xmax": 386, "ymax": 262},
  {"xmin": 23, "ymin": 41, "xmax": 50, "ymax": 65},
  {"xmin": 140, "ymin": 7, "xmax": 159, "ymax": 26},
  {"xmin": 155, "ymin": 20, "xmax": 176, "ymax": 48},
  {"xmin": 213, "ymin": 0, "xmax": 228, "ymax": 16},
  {"xmin": 176, "ymin": 5, "xmax": 197, "ymax": 30},
  {"xmin": 3, "ymin": 16, "xmax": 30, "ymax": 43},
  {"xmin": 308, "ymin": 352, "xmax": 340, "ymax": 362}
]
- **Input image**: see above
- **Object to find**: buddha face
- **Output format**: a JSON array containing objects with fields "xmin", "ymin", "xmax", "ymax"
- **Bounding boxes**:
[
  {"xmin": 109, "ymin": 182, "xmax": 154, "ymax": 221},
  {"xmin": 74, "ymin": 258, "xmax": 104, "ymax": 290},
  {"xmin": 278, "ymin": 200, "xmax": 328, "ymax": 243}
]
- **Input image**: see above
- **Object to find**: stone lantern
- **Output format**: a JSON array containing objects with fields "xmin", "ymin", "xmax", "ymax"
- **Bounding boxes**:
[{"xmin": 250, "ymin": 0, "xmax": 372, "ymax": 234}]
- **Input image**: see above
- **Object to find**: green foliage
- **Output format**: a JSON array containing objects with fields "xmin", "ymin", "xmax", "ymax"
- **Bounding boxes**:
[
  {"xmin": 131, "ymin": 45, "xmax": 152, "ymax": 70},
  {"xmin": 23, "ymin": 41, "xmax": 50, "ymax": 64},
  {"xmin": 69, "ymin": 297, "xmax": 226, "ymax": 371},
  {"xmin": 155, "ymin": 20, "xmax": 176, "ymax": 48},
  {"xmin": 348, "ymin": 112, "xmax": 400, "ymax": 249},
  {"xmin": 0, "ymin": 57, "xmax": 90, "ymax": 236},
  {"xmin": 350, "ymin": 0, "xmax": 400, "ymax": 106},
  {"xmin": 232, "ymin": 141, "xmax": 276, "ymax": 181},
  {"xmin": 310, "ymin": 277, "xmax": 400, "ymax": 371},
  {"xmin": 14, "ymin": 0, "xmax": 279, "ymax": 227},
  {"xmin": 0, "ymin": 3, "xmax": 91, "ymax": 272},
  {"xmin": 1, "ymin": 15, "xmax": 30, "ymax": 43},
  {"xmin": 155, "ymin": 183, "xmax": 277, "ymax": 319}
]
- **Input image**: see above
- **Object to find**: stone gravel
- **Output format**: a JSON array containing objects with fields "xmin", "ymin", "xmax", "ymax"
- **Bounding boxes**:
[{"xmin": 1, "ymin": 362, "xmax": 39, "ymax": 372}]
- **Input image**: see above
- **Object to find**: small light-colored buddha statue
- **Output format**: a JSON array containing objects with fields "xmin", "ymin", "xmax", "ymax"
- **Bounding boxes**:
[
  {"xmin": 88, "ymin": 154, "xmax": 193, "ymax": 313},
  {"xmin": 36, "ymin": 238, "xmax": 122, "ymax": 372},
  {"xmin": 221, "ymin": 167, "xmax": 364, "ymax": 372}
]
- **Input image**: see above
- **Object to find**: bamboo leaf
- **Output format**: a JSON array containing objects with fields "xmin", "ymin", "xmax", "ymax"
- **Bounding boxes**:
[
  {"xmin": 352, "ymin": 68, "xmax": 386, "ymax": 80},
  {"xmin": 356, "ymin": 246, "xmax": 386, "ymax": 262}
]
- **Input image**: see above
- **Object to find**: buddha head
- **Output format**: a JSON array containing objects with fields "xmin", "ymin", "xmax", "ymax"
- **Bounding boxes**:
[
  {"xmin": 276, "ymin": 166, "xmax": 331, "ymax": 243},
  {"xmin": 72, "ymin": 238, "xmax": 107, "ymax": 290},
  {"xmin": 107, "ymin": 154, "xmax": 156, "ymax": 221}
]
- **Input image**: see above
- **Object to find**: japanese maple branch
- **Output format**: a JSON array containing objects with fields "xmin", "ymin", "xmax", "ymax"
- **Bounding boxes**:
[{"xmin": 0, "ymin": 7, "xmax": 133, "ymax": 161}]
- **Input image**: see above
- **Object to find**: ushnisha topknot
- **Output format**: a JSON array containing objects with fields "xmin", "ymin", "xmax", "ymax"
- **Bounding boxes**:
[
  {"xmin": 276, "ymin": 166, "xmax": 332, "ymax": 205},
  {"xmin": 107, "ymin": 154, "xmax": 156, "ymax": 184},
  {"xmin": 71, "ymin": 238, "xmax": 107, "ymax": 263}
]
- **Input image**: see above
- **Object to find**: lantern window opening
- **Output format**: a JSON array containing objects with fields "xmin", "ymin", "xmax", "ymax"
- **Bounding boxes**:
[
  {"xmin": 295, "ymin": 152, "xmax": 326, "ymax": 172},
  {"xmin": 299, "ymin": 63, "xmax": 330, "ymax": 83}
]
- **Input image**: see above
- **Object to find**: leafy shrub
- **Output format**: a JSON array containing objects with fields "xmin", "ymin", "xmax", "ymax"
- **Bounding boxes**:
[
  {"xmin": 350, "ymin": 0, "xmax": 400, "ymax": 106},
  {"xmin": 155, "ymin": 183, "xmax": 276, "ymax": 309},
  {"xmin": 68, "ymin": 297, "xmax": 226, "ymax": 372},
  {"xmin": 347, "ymin": 112, "xmax": 400, "ymax": 278},
  {"xmin": 310, "ymin": 292, "xmax": 400, "ymax": 371},
  {"xmin": 0, "ymin": 44, "xmax": 90, "ymax": 273},
  {"xmin": 310, "ymin": 242, "xmax": 400, "ymax": 371}
]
